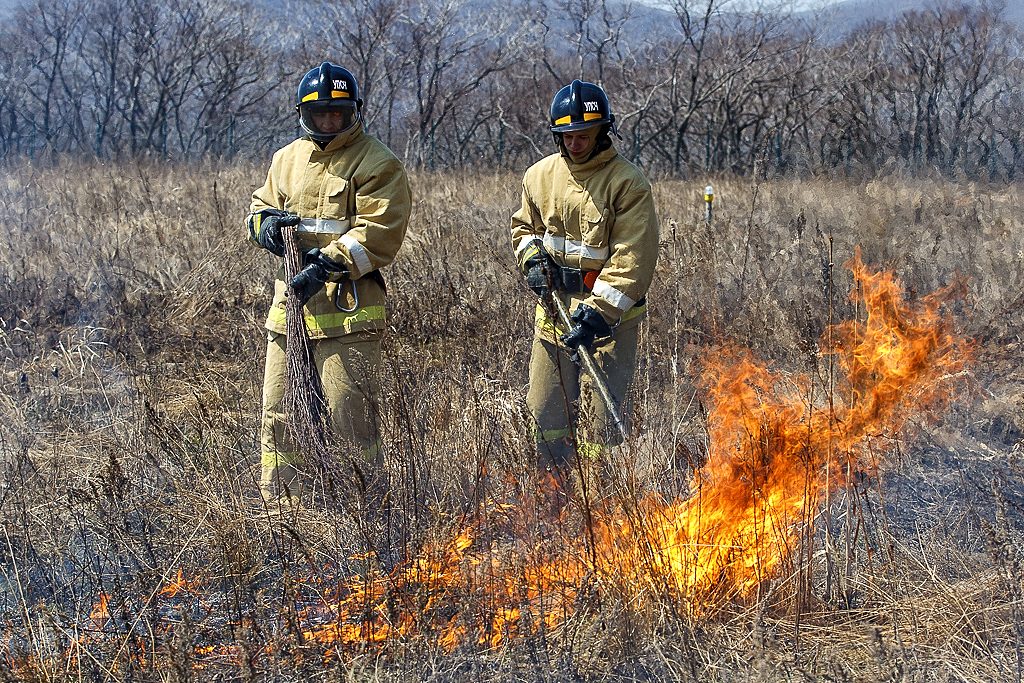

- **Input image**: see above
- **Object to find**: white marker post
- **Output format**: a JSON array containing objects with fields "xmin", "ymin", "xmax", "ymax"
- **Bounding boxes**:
[{"xmin": 704, "ymin": 184, "xmax": 714, "ymax": 227}]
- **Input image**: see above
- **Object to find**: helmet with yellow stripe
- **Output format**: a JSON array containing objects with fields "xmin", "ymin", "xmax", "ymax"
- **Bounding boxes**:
[
  {"xmin": 296, "ymin": 62, "xmax": 362, "ymax": 143},
  {"xmin": 549, "ymin": 79, "xmax": 615, "ymax": 144}
]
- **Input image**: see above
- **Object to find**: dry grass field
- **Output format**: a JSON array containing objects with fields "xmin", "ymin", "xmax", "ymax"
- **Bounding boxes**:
[{"xmin": 1, "ymin": 158, "xmax": 1023, "ymax": 682}]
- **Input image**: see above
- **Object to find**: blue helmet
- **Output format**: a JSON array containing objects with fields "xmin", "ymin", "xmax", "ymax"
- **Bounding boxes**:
[
  {"xmin": 549, "ymin": 79, "xmax": 615, "ymax": 140},
  {"xmin": 295, "ymin": 62, "xmax": 362, "ymax": 143}
]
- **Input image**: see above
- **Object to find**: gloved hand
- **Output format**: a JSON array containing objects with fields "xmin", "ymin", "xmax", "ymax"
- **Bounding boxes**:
[
  {"xmin": 560, "ymin": 303, "xmax": 612, "ymax": 351},
  {"xmin": 247, "ymin": 209, "xmax": 301, "ymax": 257},
  {"xmin": 289, "ymin": 248, "xmax": 349, "ymax": 305},
  {"xmin": 521, "ymin": 239, "xmax": 561, "ymax": 297}
]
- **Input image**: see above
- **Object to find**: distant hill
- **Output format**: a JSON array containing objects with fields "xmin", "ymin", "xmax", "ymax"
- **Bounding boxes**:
[
  {"xmin": 807, "ymin": 0, "xmax": 1024, "ymax": 37},
  {"xmin": 603, "ymin": 0, "xmax": 1024, "ymax": 44}
]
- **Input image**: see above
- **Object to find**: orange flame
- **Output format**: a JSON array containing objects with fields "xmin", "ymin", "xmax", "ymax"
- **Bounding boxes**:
[
  {"xmin": 159, "ymin": 568, "xmax": 208, "ymax": 596},
  {"xmin": 90, "ymin": 593, "xmax": 110, "ymax": 630},
  {"xmin": 596, "ymin": 250, "xmax": 972, "ymax": 605}
]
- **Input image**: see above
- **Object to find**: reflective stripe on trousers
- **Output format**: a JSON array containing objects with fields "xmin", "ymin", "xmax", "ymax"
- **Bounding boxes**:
[{"xmin": 266, "ymin": 304, "xmax": 385, "ymax": 333}]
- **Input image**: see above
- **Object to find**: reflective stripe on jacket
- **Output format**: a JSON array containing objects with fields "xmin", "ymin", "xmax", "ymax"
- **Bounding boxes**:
[
  {"xmin": 510, "ymin": 144, "xmax": 659, "ymax": 327},
  {"xmin": 250, "ymin": 124, "xmax": 411, "ymax": 338}
]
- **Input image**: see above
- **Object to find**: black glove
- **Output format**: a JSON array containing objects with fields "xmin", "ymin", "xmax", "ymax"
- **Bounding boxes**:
[
  {"xmin": 521, "ymin": 240, "xmax": 561, "ymax": 297},
  {"xmin": 560, "ymin": 303, "xmax": 612, "ymax": 352},
  {"xmin": 247, "ymin": 209, "xmax": 300, "ymax": 257},
  {"xmin": 289, "ymin": 249, "xmax": 349, "ymax": 305}
]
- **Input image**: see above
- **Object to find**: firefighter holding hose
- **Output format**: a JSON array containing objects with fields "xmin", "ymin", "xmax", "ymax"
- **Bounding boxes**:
[
  {"xmin": 510, "ymin": 79, "xmax": 659, "ymax": 496},
  {"xmin": 246, "ymin": 62, "xmax": 411, "ymax": 506}
]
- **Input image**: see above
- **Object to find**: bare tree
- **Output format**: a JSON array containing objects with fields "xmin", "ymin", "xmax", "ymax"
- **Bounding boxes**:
[
  {"xmin": 943, "ymin": 4, "xmax": 1008, "ymax": 174},
  {"xmin": 402, "ymin": 0, "xmax": 526, "ymax": 169},
  {"xmin": 296, "ymin": 0, "xmax": 410, "ymax": 147},
  {"xmin": 0, "ymin": 38, "xmax": 32, "ymax": 156},
  {"xmin": 16, "ymin": 0, "xmax": 86, "ymax": 155},
  {"xmin": 81, "ymin": 0, "xmax": 128, "ymax": 157},
  {"xmin": 636, "ymin": 0, "xmax": 793, "ymax": 174},
  {"xmin": 992, "ymin": 55, "xmax": 1024, "ymax": 180}
]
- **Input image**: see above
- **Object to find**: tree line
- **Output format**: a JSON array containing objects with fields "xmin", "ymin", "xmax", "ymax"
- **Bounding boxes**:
[{"xmin": 1, "ymin": 0, "xmax": 1020, "ymax": 179}]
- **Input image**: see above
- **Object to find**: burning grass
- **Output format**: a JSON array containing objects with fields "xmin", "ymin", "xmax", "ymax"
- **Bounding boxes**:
[{"xmin": 0, "ymin": 159, "xmax": 1022, "ymax": 681}]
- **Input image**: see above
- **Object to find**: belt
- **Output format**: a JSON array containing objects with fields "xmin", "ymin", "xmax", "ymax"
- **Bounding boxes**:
[{"xmin": 295, "ymin": 218, "xmax": 351, "ymax": 234}]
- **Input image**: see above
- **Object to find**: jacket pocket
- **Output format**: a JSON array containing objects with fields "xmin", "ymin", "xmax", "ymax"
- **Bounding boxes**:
[
  {"xmin": 322, "ymin": 174, "xmax": 350, "ymax": 219},
  {"xmin": 581, "ymin": 201, "xmax": 611, "ymax": 260}
]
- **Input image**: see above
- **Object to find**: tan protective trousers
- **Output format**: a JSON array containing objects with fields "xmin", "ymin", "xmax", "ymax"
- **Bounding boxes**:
[
  {"xmin": 260, "ymin": 330, "xmax": 381, "ymax": 501},
  {"xmin": 526, "ymin": 323, "xmax": 638, "ymax": 469}
]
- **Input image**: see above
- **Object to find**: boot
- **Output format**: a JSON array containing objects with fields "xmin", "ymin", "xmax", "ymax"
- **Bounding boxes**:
[
  {"xmin": 260, "ymin": 464, "xmax": 303, "ymax": 511},
  {"xmin": 537, "ymin": 437, "xmax": 575, "ymax": 526}
]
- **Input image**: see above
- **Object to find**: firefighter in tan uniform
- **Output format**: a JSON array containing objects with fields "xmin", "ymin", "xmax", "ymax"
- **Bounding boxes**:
[
  {"xmin": 247, "ymin": 62, "xmax": 411, "ymax": 504},
  {"xmin": 510, "ymin": 80, "xmax": 659, "ymax": 490}
]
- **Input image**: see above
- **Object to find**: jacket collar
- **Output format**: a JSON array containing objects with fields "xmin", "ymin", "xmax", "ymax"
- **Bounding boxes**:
[
  {"xmin": 310, "ymin": 121, "xmax": 365, "ymax": 153},
  {"xmin": 561, "ymin": 144, "xmax": 618, "ymax": 179}
]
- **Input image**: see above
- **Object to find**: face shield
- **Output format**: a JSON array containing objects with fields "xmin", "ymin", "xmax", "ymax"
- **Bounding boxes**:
[{"xmin": 298, "ymin": 99, "xmax": 360, "ymax": 143}]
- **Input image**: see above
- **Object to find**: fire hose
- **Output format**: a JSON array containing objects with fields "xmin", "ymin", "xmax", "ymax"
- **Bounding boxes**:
[{"xmin": 548, "ymin": 293, "xmax": 630, "ymax": 444}]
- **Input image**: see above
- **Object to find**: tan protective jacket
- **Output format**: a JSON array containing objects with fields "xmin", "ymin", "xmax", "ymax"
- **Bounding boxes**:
[
  {"xmin": 510, "ymin": 144, "xmax": 659, "ymax": 333},
  {"xmin": 251, "ymin": 124, "xmax": 411, "ymax": 339}
]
